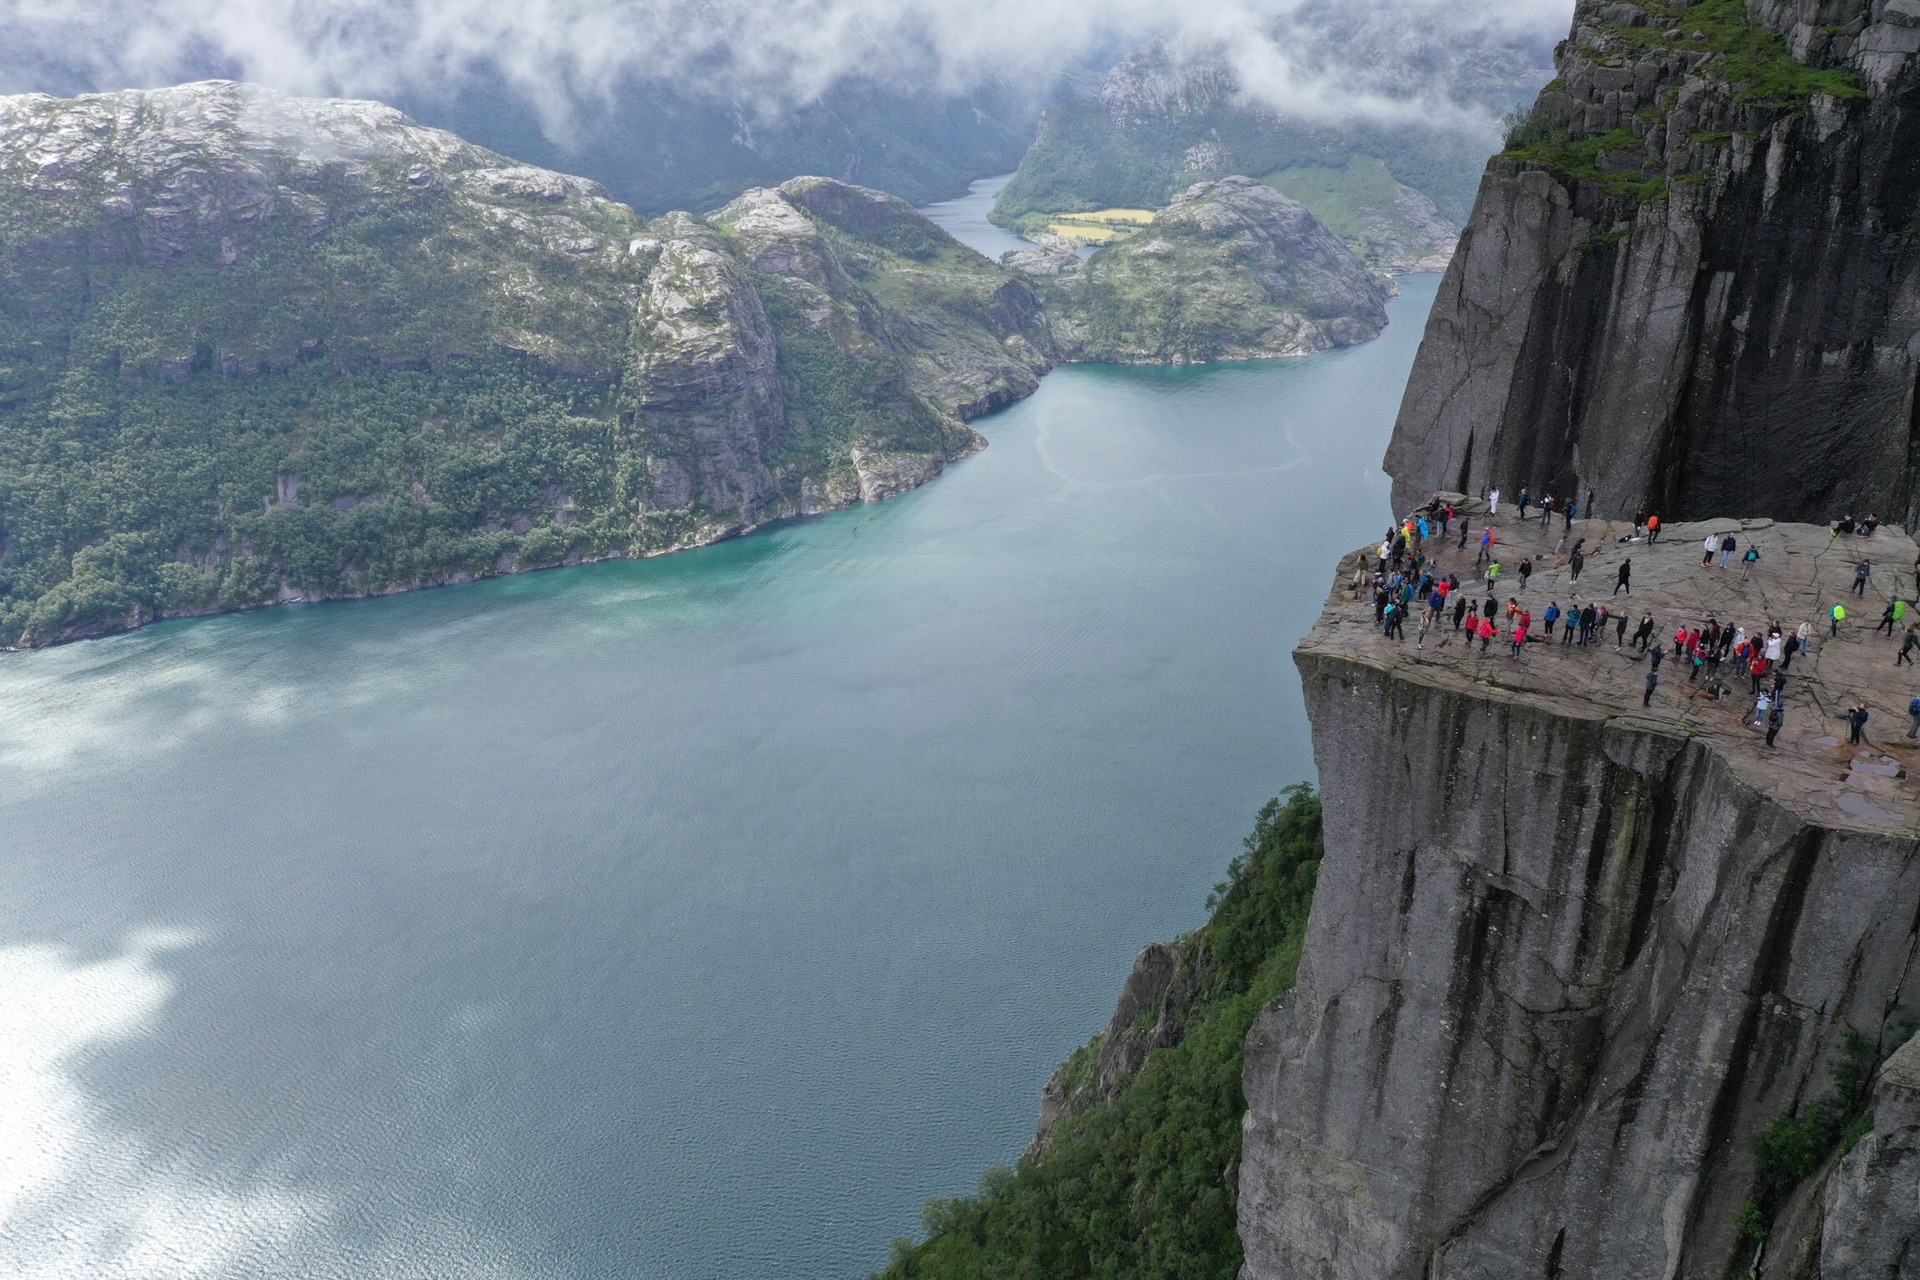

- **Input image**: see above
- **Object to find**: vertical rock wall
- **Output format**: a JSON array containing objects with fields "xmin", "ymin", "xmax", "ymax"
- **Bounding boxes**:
[
  {"xmin": 1238, "ymin": 650, "xmax": 1920, "ymax": 1279},
  {"xmin": 1384, "ymin": 0, "xmax": 1920, "ymax": 525}
]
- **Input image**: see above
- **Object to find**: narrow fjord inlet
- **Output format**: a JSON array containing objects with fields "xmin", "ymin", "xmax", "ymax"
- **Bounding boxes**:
[{"xmin": 0, "ymin": 261, "xmax": 1435, "ymax": 1276}]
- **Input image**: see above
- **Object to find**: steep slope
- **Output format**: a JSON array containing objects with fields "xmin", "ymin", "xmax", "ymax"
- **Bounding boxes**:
[
  {"xmin": 1029, "ymin": 178, "xmax": 1392, "ymax": 363},
  {"xmin": 875, "ymin": 789, "xmax": 1323, "ymax": 1280},
  {"xmin": 1385, "ymin": 0, "xmax": 1920, "ymax": 524},
  {"xmin": 1242, "ymin": 517, "xmax": 1920, "ymax": 1280},
  {"xmin": 0, "ymin": 82, "xmax": 1050, "ymax": 645}
]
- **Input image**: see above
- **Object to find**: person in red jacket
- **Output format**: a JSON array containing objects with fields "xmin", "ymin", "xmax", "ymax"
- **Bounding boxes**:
[{"xmin": 1511, "ymin": 609, "xmax": 1532, "ymax": 657}]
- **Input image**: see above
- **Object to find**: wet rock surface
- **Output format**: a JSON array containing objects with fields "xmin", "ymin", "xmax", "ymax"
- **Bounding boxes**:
[{"xmin": 1241, "ymin": 510, "xmax": 1920, "ymax": 1280}]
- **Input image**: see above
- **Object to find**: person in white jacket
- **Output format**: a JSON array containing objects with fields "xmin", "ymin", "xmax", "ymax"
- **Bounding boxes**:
[{"xmin": 1487, "ymin": 487, "xmax": 1500, "ymax": 517}]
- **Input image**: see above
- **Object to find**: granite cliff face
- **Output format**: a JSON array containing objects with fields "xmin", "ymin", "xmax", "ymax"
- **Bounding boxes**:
[
  {"xmin": 1386, "ymin": 0, "xmax": 1920, "ymax": 524},
  {"xmin": 1030, "ymin": 178, "xmax": 1393, "ymax": 363},
  {"xmin": 1241, "ymin": 518, "xmax": 1920, "ymax": 1280},
  {"xmin": 0, "ymin": 81, "xmax": 1048, "ymax": 644}
]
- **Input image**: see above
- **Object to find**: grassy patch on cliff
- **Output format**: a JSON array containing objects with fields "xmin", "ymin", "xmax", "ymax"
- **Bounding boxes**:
[
  {"xmin": 1607, "ymin": 0, "xmax": 1864, "ymax": 104},
  {"xmin": 1501, "ymin": 0, "xmax": 1861, "ymax": 203},
  {"xmin": 874, "ymin": 786, "xmax": 1323, "ymax": 1280}
]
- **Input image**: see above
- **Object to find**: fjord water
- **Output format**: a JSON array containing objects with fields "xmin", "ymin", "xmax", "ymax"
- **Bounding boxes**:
[{"xmin": 0, "ymin": 251, "xmax": 1434, "ymax": 1275}]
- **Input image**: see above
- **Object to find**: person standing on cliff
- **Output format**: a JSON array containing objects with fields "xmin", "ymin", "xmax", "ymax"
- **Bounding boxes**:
[
  {"xmin": 1564, "ymin": 500, "xmax": 1577, "ymax": 531},
  {"xmin": 1907, "ymin": 693, "xmax": 1920, "ymax": 737},
  {"xmin": 1901, "ymin": 626, "xmax": 1920, "ymax": 666},
  {"xmin": 1517, "ymin": 486, "xmax": 1530, "ymax": 521},
  {"xmin": 1519, "ymin": 556, "xmax": 1534, "ymax": 590},
  {"xmin": 1849, "ymin": 702, "xmax": 1870, "ymax": 745},
  {"xmin": 1832, "ymin": 602, "xmax": 1848, "ymax": 636},
  {"xmin": 1702, "ymin": 534, "xmax": 1718, "ymax": 569},
  {"xmin": 1615, "ymin": 609, "xmax": 1630, "ymax": 650},
  {"xmin": 1569, "ymin": 548, "xmax": 1585, "ymax": 585},
  {"xmin": 1488, "ymin": 486, "xmax": 1500, "ymax": 517},
  {"xmin": 1719, "ymin": 533, "xmax": 1737, "ymax": 568},
  {"xmin": 1440, "ymin": 503, "xmax": 1453, "ymax": 537},
  {"xmin": 1614, "ymin": 559, "xmax": 1631, "ymax": 595},
  {"xmin": 1540, "ymin": 494, "xmax": 1555, "ymax": 527},
  {"xmin": 1647, "ymin": 513, "xmax": 1661, "ymax": 543},
  {"xmin": 1633, "ymin": 612, "xmax": 1655, "ymax": 652},
  {"xmin": 1632, "ymin": 507, "xmax": 1647, "ymax": 537},
  {"xmin": 1797, "ymin": 619, "xmax": 1815, "ymax": 659},
  {"xmin": 1453, "ymin": 593, "xmax": 1470, "ymax": 632},
  {"xmin": 1767, "ymin": 700, "xmax": 1785, "ymax": 747},
  {"xmin": 1476, "ymin": 527, "xmax": 1494, "ymax": 566},
  {"xmin": 1742, "ymin": 545, "xmax": 1760, "ymax": 578},
  {"xmin": 1854, "ymin": 559, "xmax": 1873, "ymax": 596},
  {"xmin": 1644, "ymin": 667, "xmax": 1659, "ymax": 707}
]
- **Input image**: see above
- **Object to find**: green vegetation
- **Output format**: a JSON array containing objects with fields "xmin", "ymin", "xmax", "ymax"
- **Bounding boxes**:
[
  {"xmin": 1504, "ymin": 123, "xmax": 1670, "ymax": 201},
  {"xmin": 1261, "ymin": 157, "xmax": 1406, "ymax": 243},
  {"xmin": 0, "ymin": 160, "xmax": 647, "ymax": 643},
  {"xmin": 1500, "ymin": 0, "xmax": 1861, "ymax": 203},
  {"xmin": 1601, "ymin": 0, "xmax": 1864, "ymax": 104},
  {"xmin": 1733, "ymin": 1022, "xmax": 1915, "ymax": 1251},
  {"xmin": 1039, "ymin": 180, "xmax": 1390, "ymax": 364},
  {"xmin": 0, "ymin": 91, "xmax": 1042, "ymax": 645},
  {"xmin": 875, "ymin": 786, "xmax": 1323, "ymax": 1280}
]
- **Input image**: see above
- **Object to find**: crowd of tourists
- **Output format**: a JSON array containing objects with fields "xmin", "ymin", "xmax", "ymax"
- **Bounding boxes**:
[{"xmin": 1353, "ymin": 491, "xmax": 1920, "ymax": 752}]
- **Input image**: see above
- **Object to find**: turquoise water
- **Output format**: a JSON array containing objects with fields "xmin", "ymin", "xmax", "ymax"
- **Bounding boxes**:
[{"xmin": 0, "ymin": 269, "xmax": 1433, "ymax": 1276}]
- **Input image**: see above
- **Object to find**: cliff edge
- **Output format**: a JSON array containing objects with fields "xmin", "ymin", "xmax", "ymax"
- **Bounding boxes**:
[{"xmin": 1243, "ymin": 511, "xmax": 1920, "ymax": 1278}]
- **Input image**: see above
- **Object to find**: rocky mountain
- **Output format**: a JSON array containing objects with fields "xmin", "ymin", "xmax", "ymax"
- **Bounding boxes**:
[
  {"xmin": 0, "ymin": 81, "xmax": 1051, "ymax": 645},
  {"xmin": 1246, "ymin": 518, "xmax": 1920, "ymax": 1279},
  {"xmin": 991, "ymin": 11, "xmax": 1555, "ymax": 271},
  {"xmin": 1385, "ymin": 0, "xmax": 1920, "ymax": 524},
  {"xmin": 1023, "ymin": 177, "xmax": 1393, "ymax": 363}
]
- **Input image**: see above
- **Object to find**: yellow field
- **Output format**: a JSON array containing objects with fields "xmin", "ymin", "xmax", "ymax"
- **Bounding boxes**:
[{"xmin": 1046, "ymin": 207, "xmax": 1158, "ymax": 243}]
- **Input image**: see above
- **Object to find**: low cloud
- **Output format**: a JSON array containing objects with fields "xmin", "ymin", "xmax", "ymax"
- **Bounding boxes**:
[{"xmin": 0, "ymin": 0, "xmax": 1570, "ymax": 135}]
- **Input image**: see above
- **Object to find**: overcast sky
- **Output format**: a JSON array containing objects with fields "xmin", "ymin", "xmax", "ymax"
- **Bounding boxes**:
[{"xmin": 0, "ymin": 0, "xmax": 1573, "ymax": 133}]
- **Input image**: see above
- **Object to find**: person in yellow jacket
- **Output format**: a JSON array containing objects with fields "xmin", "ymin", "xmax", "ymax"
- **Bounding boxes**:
[{"xmin": 1832, "ymin": 602, "xmax": 1848, "ymax": 636}]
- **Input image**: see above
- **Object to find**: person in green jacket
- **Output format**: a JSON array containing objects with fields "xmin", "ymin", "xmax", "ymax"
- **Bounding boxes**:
[{"xmin": 1832, "ymin": 602, "xmax": 1848, "ymax": 636}]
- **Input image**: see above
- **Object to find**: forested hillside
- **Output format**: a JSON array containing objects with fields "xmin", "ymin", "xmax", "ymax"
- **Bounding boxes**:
[{"xmin": 0, "ymin": 82, "xmax": 1050, "ymax": 645}]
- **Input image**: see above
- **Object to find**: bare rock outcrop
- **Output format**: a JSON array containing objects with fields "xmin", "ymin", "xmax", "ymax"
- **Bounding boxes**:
[
  {"xmin": 1241, "ymin": 516, "xmax": 1920, "ymax": 1279},
  {"xmin": 1385, "ymin": 0, "xmax": 1920, "ymax": 525}
]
